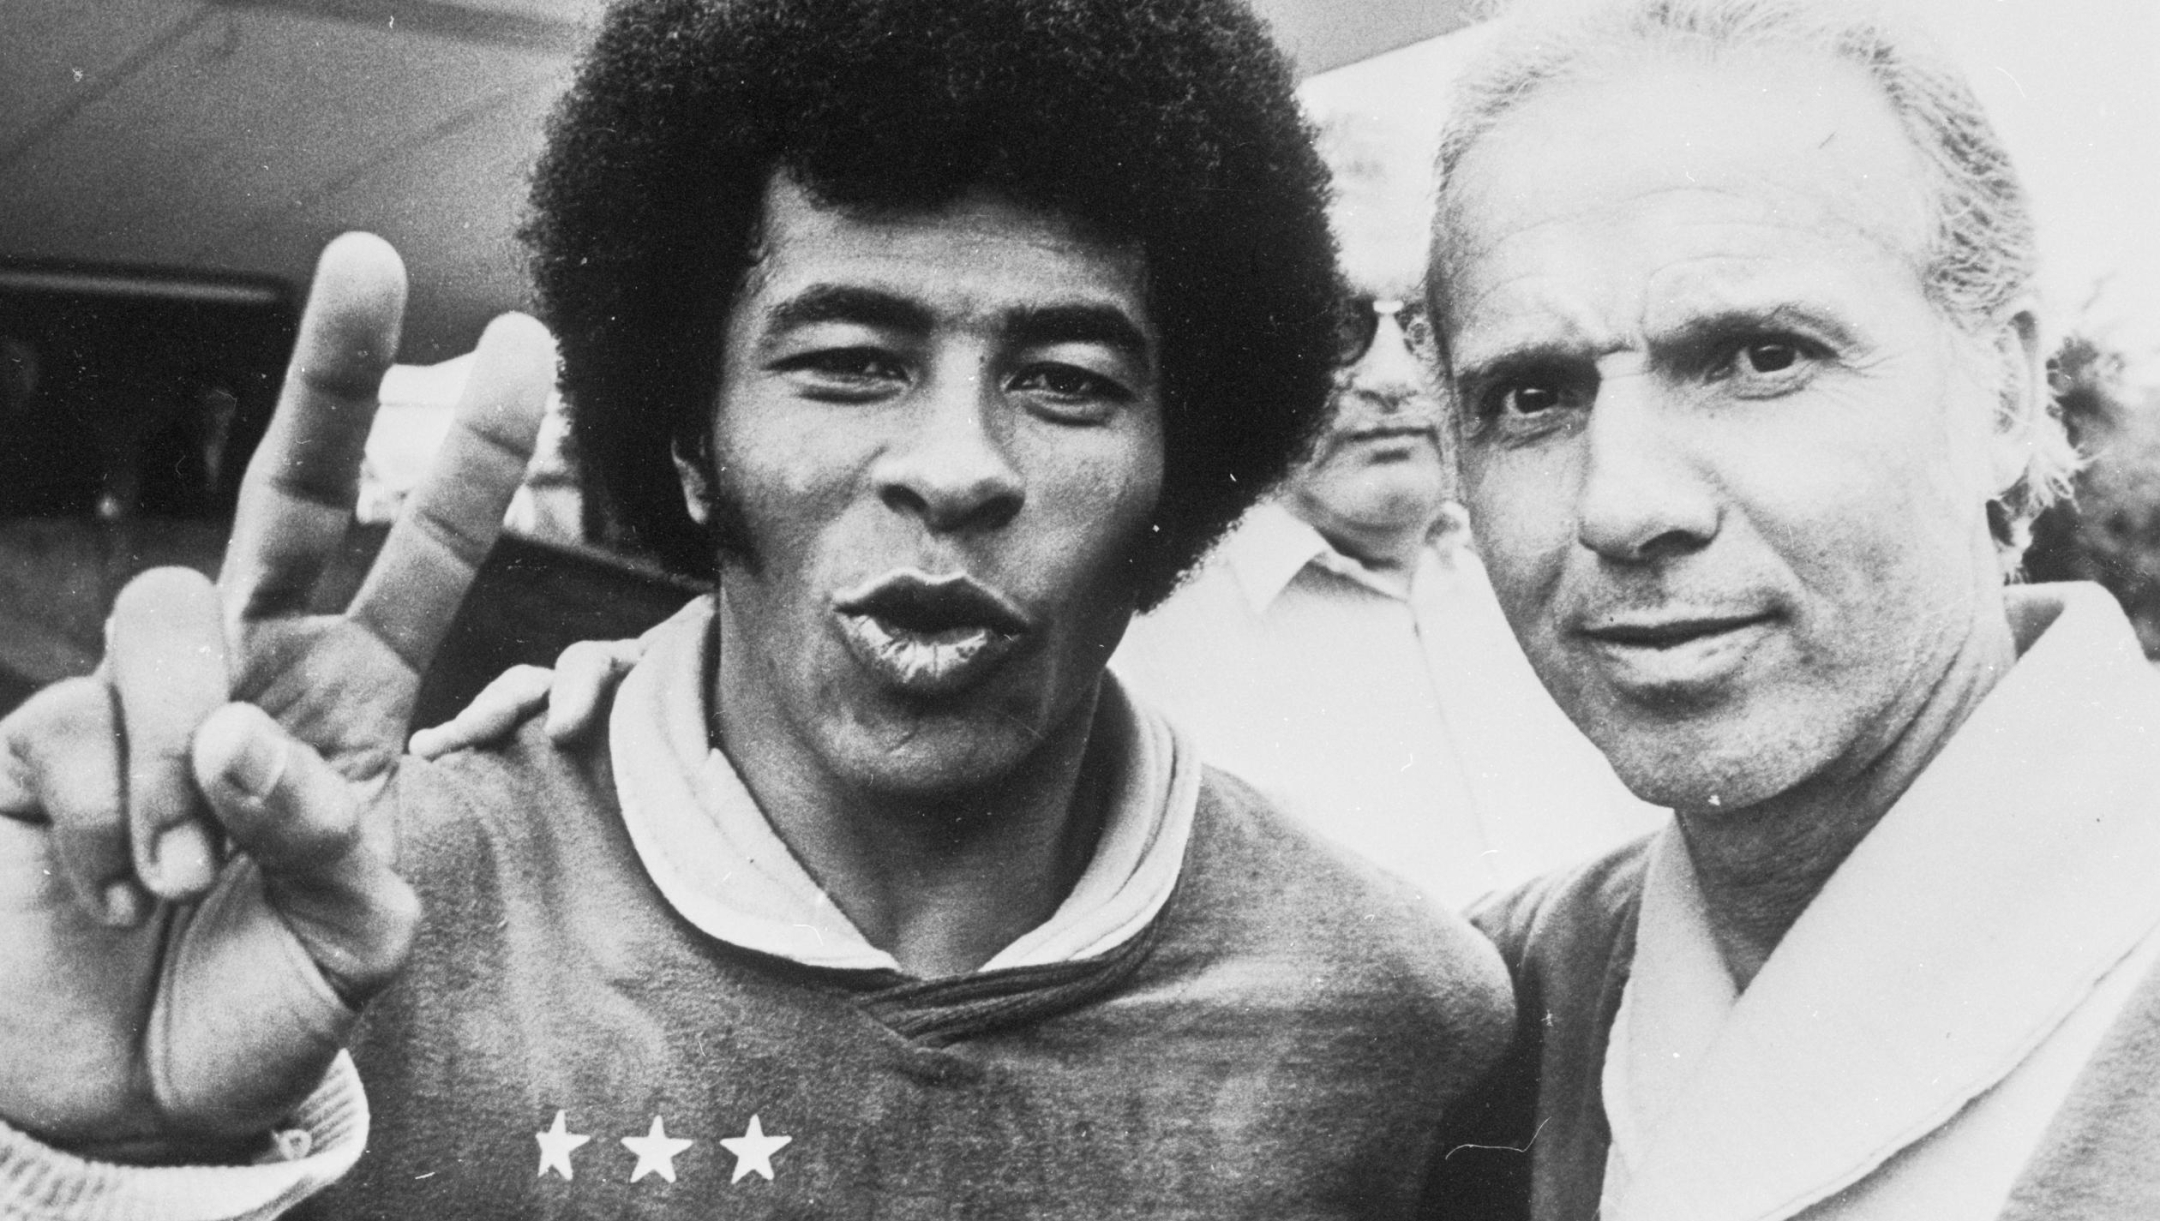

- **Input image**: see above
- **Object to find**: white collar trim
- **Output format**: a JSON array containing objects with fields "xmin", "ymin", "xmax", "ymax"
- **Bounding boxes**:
[
  {"xmin": 606, "ymin": 597, "xmax": 1201, "ymax": 974},
  {"xmin": 1607, "ymin": 584, "xmax": 2160, "ymax": 1221}
]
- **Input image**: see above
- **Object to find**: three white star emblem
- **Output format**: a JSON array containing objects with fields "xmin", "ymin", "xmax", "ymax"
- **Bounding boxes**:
[
  {"xmin": 535, "ymin": 1110, "xmax": 591, "ymax": 1180},
  {"xmin": 535, "ymin": 1108, "xmax": 790, "ymax": 1186},
  {"xmin": 622, "ymin": 1115, "xmax": 696, "ymax": 1183},
  {"xmin": 719, "ymin": 1114, "xmax": 793, "ymax": 1183}
]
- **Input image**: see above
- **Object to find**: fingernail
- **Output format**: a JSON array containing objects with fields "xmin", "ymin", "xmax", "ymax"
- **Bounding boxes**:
[
  {"xmin": 150, "ymin": 823, "xmax": 217, "ymax": 894},
  {"xmin": 220, "ymin": 725, "xmax": 290, "ymax": 799},
  {"xmin": 102, "ymin": 880, "xmax": 148, "ymax": 928}
]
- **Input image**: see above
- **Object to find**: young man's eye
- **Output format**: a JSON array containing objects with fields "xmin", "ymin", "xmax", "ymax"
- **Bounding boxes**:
[
  {"xmin": 1010, "ymin": 363, "xmax": 1131, "ymax": 421},
  {"xmin": 804, "ymin": 349, "xmax": 904, "ymax": 379},
  {"xmin": 1014, "ymin": 364, "xmax": 1121, "ymax": 398},
  {"xmin": 776, "ymin": 348, "xmax": 907, "ymax": 398}
]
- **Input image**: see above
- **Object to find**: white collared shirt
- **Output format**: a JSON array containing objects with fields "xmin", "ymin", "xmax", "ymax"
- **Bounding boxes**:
[
  {"xmin": 1112, "ymin": 502, "xmax": 1658, "ymax": 908},
  {"xmin": 1599, "ymin": 584, "xmax": 2160, "ymax": 1221}
]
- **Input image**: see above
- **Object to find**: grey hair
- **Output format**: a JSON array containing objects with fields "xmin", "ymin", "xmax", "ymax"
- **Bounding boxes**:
[{"xmin": 1427, "ymin": 0, "xmax": 2079, "ymax": 563}]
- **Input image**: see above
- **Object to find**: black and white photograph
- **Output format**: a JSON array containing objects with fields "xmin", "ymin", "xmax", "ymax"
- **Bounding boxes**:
[{"xmin": 1, "ymin": 0, "xmax": 2157, "ymax": 1216}]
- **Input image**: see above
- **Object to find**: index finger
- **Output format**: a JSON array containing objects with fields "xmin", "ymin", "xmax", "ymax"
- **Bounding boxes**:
[
  {"xmin": 108, "ymin": 568, "xmax": 230, "ymax": 900},
  {"xmin": 220, "ymin": 233, "xmax": 409, "ymax": 626},
  {"xmin": 348, "ymin": 311, "xmax": 556, "ymax": 673}
]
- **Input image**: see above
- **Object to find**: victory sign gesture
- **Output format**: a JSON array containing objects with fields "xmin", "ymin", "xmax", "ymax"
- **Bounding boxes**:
[{"xmin": 0, "ymin": 233, "xmax": 553, "ymax": 1160}]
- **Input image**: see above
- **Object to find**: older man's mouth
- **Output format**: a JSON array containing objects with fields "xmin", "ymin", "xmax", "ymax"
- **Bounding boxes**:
[
  {"xmin": 1577, "ymin": 610, "xmax": 1779, "ymax": 693},
  {"xmin": 833, "ymin": 571, "xmax": 1030, "ymax": 695}
]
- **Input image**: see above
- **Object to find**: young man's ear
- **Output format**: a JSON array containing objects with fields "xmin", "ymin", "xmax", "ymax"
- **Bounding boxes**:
[{"xmin": 673, "ymin": 437, "xmax": 713, "ymax": 527}]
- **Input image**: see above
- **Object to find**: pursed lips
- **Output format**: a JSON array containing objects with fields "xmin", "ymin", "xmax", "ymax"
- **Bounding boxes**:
[{"xmin": 830, "ymin": 569, "xmax": 1033, "ymax": 696}]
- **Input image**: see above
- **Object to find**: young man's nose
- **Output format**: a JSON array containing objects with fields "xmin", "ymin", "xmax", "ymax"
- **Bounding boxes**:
[{"xmin": 872, "ymin": 374, "xmax": 1025, "ymax": 534}]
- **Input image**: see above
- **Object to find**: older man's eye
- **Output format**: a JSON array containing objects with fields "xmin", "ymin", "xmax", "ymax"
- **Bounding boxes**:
[
  {"xmin": 1714, "ymin": 336, "xmax": 1823, "ymax": 396},
  {"xmin": 1743, "ymin": 341, "xmax": 1799, "ymax": 373},
  {"xmin": 1478, "ymin": 377, "xmax": 1577, "ymax": 419},
  {"xmin": 1457, "ymin": 359, "xmax": 1594, "ymax": 442},
  {"xmin": 1507, "ymin": 384, "xmax": 1563, "ymax": 415}
]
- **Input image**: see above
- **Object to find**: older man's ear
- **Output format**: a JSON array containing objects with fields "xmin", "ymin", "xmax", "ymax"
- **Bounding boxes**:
[{"xmin": 1985, "ymin": 305, "xmax": 2052, "ymax": 499}]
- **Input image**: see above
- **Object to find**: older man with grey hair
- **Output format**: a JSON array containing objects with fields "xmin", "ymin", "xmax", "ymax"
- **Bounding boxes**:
[{"xmin": 1423, "ymin": 1, "xmax": 2159, "ymax": 1218}]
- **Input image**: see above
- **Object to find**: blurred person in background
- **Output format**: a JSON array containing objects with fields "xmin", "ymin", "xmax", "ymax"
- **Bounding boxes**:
[{"xmin": 1110, "ymin": 109, "xmax": 1658, "ymax": 906}]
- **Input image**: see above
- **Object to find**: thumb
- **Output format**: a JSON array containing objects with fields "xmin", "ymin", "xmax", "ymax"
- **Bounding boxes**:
[
  {"xmin": 110, "ymin": 567, "xmax": 229, "ymax": 901},
  {"xmin": 192, "ymin": 703, "xmax": 418, "ymax": 1003}
]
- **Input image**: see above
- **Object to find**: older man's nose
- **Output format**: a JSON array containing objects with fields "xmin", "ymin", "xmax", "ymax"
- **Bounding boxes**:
[
  {"xmin": 1574, "ymin": 372, "xmax": 1719, "ymax": 563},
  {"xmin": 873, "ymin": 376, "xmax": 1025, "ymax": 534}
]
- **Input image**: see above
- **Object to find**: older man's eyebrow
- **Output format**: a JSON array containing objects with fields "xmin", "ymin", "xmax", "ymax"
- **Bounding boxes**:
[
  {"xmin": 1005, "ymin": 304, "xmax": 1153, "ymax": 365},
  {"xmin": 766, "ymin": 285, "xmax": 935, "ymax": 335},
  {"xmin": 1445, "ymin": 301, "xmax": 1609, "ymax": 382},
  {"xmin": 1652, "ymin": 304, "xmax": 1864, "ymax": 361},
  {"xmin": 1449, "ymin": 340, "xmax": 1597, "ymax": 391}
]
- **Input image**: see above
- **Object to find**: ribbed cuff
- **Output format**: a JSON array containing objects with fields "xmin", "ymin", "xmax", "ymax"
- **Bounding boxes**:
[{"xmin": 0, "ymin": 1052, "xmax": 367, "ymax": 1221}]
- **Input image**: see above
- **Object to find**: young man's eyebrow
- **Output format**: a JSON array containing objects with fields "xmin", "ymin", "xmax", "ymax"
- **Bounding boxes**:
[
  {"xmin": 766, "ymin": 285, "xmax": 935, "ymax": 334},
  {"xmin": 1005, "ymin": 304, "xmax": 1152, "ymax": 364}
]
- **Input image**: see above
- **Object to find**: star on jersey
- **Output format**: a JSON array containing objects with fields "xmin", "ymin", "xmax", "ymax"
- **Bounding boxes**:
[
  {"xmin": 623, "ymin": 1116, "xmax": 695, "ymax": 1184},
  {"xmin": 720, "ymin": 1114, "xmax": 793, "ymax": 1183},
  {"xmin": 535, "ymin": 1110, "xmax": 591, "ymax": 1180}
]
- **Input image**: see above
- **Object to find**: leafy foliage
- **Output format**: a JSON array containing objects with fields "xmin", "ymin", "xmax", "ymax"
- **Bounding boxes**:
[{"xmin": 2023, "ymin": 336, "xmax": 2160, "ymax": 657}]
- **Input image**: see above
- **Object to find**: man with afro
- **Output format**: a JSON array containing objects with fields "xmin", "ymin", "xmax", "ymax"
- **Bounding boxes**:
[{"xmin": 0, "ymin": 0, "xmax": 1511, "ymax": 1216}]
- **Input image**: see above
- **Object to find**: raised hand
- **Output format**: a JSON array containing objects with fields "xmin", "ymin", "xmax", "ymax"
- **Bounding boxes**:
[{"xmin": 0, "ymin": 233, "xmax": 554, "ymax": 1158}]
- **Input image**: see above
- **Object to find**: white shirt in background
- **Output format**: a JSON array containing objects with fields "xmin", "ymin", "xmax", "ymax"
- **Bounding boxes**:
[{"xmin": 1113, "ymin": 502, "xmax": 1661, "ymax": 908}]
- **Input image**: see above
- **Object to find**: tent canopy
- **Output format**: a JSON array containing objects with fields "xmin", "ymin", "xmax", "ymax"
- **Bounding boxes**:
[{"xmin": 0, "ymin": 0, "xmax": 1470, "ymax": 362}]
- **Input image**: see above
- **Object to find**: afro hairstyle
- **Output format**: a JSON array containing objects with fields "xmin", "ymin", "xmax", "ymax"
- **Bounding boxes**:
[{"xmin": 522, "ymin": 0, "xmax": 1341, "ymax": 610}]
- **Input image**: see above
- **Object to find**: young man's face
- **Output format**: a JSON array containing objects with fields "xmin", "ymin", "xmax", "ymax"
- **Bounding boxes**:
[
  {"xmin": 1439, "ymin": 49, "xmax": 2023, "ymax": 812},
  {"xmin": 690, "ymin": 174, "xmax": 1163, "ymax": 801}
]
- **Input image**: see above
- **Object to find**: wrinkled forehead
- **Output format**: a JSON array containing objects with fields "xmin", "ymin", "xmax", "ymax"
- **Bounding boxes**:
[{"xmin": 1433, "ymin": 43, "xmax": 1935, "ymax": 331}]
